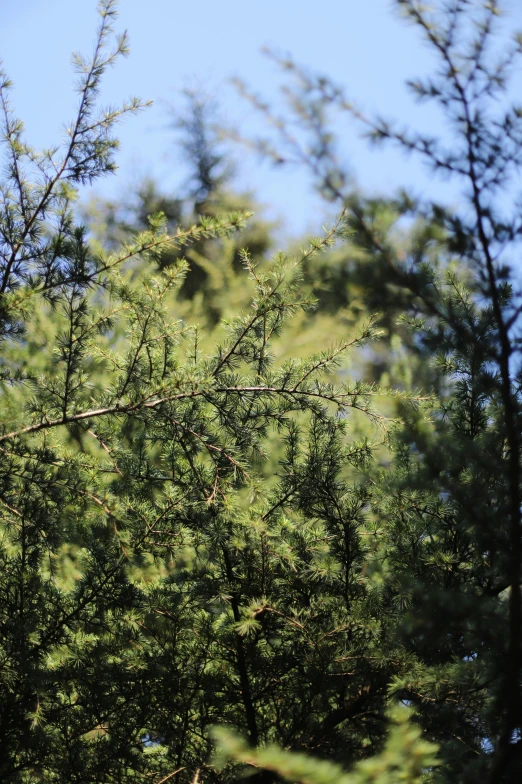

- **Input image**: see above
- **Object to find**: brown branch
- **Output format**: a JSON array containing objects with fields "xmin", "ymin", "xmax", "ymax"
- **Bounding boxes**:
[
  {"xmin": 155, "ymin": 767, "xmax": 185, "ymax": 784},
  {"xmin": 222, "ymin": 546, "xmax": 259, "ymax": 746},
  {"xmin": 0, "ymin": 10, "xmax": 115, "ymax": 295},
  {"xmin": 0, "ymin": 382, "xmax": 390, "ymax": 445}
]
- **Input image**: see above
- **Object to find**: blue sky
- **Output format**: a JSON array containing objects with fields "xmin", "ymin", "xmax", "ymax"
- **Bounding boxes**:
[{"xmin": 3, "ymin": 0, "xmax": 522, "ymax": 238}]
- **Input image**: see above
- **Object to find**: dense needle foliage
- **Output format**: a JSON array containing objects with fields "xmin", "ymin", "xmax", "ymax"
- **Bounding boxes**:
[{"xmin": 0, "ymin": 1, "xmax": 521, "ymax": 783}]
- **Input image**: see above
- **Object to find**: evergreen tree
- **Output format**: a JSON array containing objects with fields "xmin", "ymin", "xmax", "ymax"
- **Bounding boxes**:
[
  {"xmin": 232, "ymin": 0, "xmax": 522, "ymax": 780},
  {"xmin": 0, "ymin": 2, "xmax": 419, "ymax": 781},
  {"xmin": 4, "ymin": 0, "xmax": 521, "ymax": 782},
  {"xmin": 82, "ymin": 88, "xmax": 274, "ymax": 323}
]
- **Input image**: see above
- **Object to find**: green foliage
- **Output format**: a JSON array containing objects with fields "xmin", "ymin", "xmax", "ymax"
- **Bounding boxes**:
[
  {"xmin": 1, "ymin": 1, "xmax": 522, "ymax": 783},
  {"xmin": 214, "ymin": 706, "xmax": 439, "ymax": 784},
  {"xmin": 0, "ymin": 4, "xmax": 403, "ymax": 781},
  {"xmin": 82, "ymin": 89, "xmax": 274, "ymax": 324},
  {"xmin": 230, "ymin": 1, "xmax": 522, "ymax": 781}
]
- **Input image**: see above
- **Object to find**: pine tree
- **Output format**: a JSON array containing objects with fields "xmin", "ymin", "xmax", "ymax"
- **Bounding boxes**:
[
  {"xmin": 5, "ymin": 0, "xmax": 521, "ymax": 781},
  {"xmin": 231, "ymin": 0, "xmax": 522, "ymax": 780},
  {"xmin": 82, "ymin": 88, "xmax": 274, "ymax": 323},
  {"xmin": 0, "ymin": 2, "xmax": 419, "ymax": 781}
]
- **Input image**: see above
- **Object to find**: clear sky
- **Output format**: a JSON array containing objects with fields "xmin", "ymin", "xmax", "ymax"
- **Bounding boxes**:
[{"xmin": 2, "ymin": 0, "xmax": 522, "ymax": 238}]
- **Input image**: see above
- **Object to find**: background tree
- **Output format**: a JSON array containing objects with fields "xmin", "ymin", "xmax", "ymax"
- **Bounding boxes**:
[{"xmin": 83, "ymin": 88, "xmax": 273, "ymax": 323}]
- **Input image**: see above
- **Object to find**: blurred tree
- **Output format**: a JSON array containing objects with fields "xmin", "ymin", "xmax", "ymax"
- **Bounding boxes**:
[
  {"xmin": 174, "ymin": 87, "xmax": 233, "ymax": 211},
  {"xmin": 83, "ymin": 88, "xmax": 274, "ymax": 322}
]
